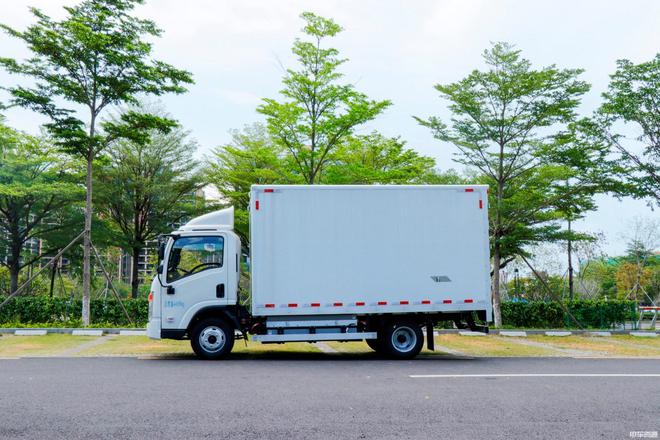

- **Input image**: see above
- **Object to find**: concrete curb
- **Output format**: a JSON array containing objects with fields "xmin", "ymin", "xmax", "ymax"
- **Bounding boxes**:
[
  {"xmin": 119, "ymin": 330, "xmax": 146, "ymax": 336},
  {"xmin": 545, "ymin": 331, "xmax": 572, "ymax": 337},
  {"xmin": 0, "ymin": 328, "xmax": 141, "ymax": 334},
  {"xmin": 14, "ymin": 330, "xmax": 47, "ymax": 336},
  {"xmin": 499, "ymin": 331, "xmax": 527, "ymax": 337},
  {"xmin": 71, "ymin": 330, "xmax": 104, "ymax": 337},
  {"xmin": 458, "ymin": 331, "xmax": 487, "ymax": 336},
  {"xmin": 630, "ymin": 332, "xmax": 658, "ymax": 338}
]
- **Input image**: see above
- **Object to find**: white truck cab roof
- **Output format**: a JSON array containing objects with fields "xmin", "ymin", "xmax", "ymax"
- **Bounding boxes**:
[{"xmin": 174, "ymin": 206, "xmax": 234, "ymax": 234}]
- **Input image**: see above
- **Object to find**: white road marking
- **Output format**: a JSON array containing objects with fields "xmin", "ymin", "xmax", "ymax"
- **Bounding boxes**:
[{"xmin": 410, "ymin": 373, "xmax": 660, "ymax": 378}]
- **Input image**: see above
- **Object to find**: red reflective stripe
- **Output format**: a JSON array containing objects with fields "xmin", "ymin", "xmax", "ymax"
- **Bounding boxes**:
[
  {"xmin": 264, "ymin": 303, "xmax": 275, "ymax": 308},
  {"xmin": 443, "ymin": 299, "xmax": 452, "ymax": 304},
  {"xmin": 255, "ymin": 200, "xmax": 260, "ymax": 210},
  {"xmin": 148, "ymin": 292, "xmax": 153, "ymax": 302},
  {"xmin": 378, "ymin": 301, "xmax": 388, "ymax": 306},
  {"xmin": 288, "ymin": 303, "xmax": 298, "ymax": 308},
  {"xmin": 464, "ymin": 299, "xmax": 474, "ymax": 303},
  {"xmin": 264, "ymin": 188, "xmax": 274, "ymax": 193},
  {"xmin": 465, "ymin": 188, "xmax": 474, "ymax": 192},
  {"xmin": 333, "ymin": 302, "xmax": 343, "ymax": 307},
  {"xmin": 399, "ymin": 300, "xmax": 409, "ymax": 305},
  {"xmin": 479, "ymin": 200, "xmax": 483, "ymax": 209},
  {"xmin": 310, "ymin": 302, "xmax": 321, "ymax": 307},
  {"xmin": 421, "ymin": 300, "xmax": 431, "ymax": 305},
  {"xmin": 355, "ymin": 301, "xmax": 365, "ymax": 306}
]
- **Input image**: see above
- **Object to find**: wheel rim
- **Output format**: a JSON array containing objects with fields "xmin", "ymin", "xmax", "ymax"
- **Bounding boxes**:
[
  {"xmin": 199, "ymin": 326, "xmax": 226, "ymax": 353},
  {"xmin": 391, "ymin": 326, "xmax": 417, "ymax": 353}
]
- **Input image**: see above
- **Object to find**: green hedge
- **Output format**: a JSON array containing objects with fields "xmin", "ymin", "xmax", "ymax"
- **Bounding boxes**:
[
  {"xmin": 0, "ymin": 296, "xmax": 148, "ymax": 327},
  {"xmin": 0, "ymin": 297, "xmax": 638, "ymax": 329},
  {"xmin": 501, "ymin": 300, "xmax": 637, "ymax": 329}
]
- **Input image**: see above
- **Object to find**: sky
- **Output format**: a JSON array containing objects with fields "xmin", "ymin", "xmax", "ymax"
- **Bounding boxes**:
[{"xmin": 1, "ymin": 0, "xmax": 659, "ymax": 257}]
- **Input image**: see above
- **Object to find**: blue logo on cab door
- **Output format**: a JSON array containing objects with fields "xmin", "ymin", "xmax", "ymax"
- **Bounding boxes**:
[{"xmin": 165, "ymin": 300, "xmax": 185, "ymax": 308}]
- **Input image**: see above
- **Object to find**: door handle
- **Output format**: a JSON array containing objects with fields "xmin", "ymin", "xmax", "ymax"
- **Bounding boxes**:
[
  {"xmin": 167, "ymin": 286, "xmax": 175, "ymax": 295},
  {"xmin": 216, "ymin": 283, "xmax": 225, "ymax": 298}
]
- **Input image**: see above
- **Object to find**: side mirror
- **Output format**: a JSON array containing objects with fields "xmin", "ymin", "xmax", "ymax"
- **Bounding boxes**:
[
  {"xmin": 156, "ymin": 264, "xmax": 163, "ymax": 275},
  {"xmin": 158, "ymin": 242, "xmax": 165, "ymax": 261}
]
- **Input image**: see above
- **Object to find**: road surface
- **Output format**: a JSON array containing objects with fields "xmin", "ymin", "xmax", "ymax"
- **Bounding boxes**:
[{"xmin": 1, "ymin": 353, "xmax": 658, "ymax": 439}]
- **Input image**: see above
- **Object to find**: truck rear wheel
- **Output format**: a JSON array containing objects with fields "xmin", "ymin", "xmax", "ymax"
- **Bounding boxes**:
[
  {"xmin": 382, "ymin": 322, "xmax": 423, "ymax": 359},
  {"xmin": 190, "ymin": 318, "xmax": 234, "ymax": 360}
]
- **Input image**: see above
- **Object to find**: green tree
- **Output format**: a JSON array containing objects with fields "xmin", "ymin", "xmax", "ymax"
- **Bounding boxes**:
[
  {"xmin": 95, "ymin": 117, "xmax": 203, "ymax": 298},
  {"xmin": 0, "ymin": 120, "xmax": 82, "ymax": 294},
  {"xmin": 323, "ymin": 133, "xmax": 437, "ymax": 184},
  {"xmin": 597, "ymin": 54, "xmax": 660, "ymax": 205},
  {"xmin": 258, "ymin": 12, "xmax": 391, "ymax": 184},
  {"xmin": 208, "ymin": 123, "xmax": 297, "ymax": 244},
  {"xmin": 417, "ymin": 42, "xmax": 592, "ymax": 326},
  {"xmin": 0, "ymin": 0, "xmax": 193, "ymax": 324},
  {"xmin": 546, "ymin": 121, "xmax": 623, "ymax": 300}
]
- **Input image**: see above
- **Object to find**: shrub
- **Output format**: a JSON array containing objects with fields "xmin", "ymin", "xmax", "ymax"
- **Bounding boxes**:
[
  {"xmin": 0, "ymin": 296, "xmax": 148, "ymax": 327},
  {"xmin": 501, "ymin": 299, "xmax": 637, "ymax": 329},
  {"xmin": 0, "ymin": 297, "xmax": 637, "ymax": 329}
]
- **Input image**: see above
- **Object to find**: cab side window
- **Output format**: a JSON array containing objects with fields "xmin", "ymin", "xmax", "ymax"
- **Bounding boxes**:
[{"xmin": 167, "ymin": 236, "xmax": 224, "ymax": 282}]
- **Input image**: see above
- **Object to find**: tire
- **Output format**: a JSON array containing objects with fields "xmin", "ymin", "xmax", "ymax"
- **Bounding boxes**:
[
  {"xmin": 382, "ymin": 322, "xmax": 424, "ymax": 359},
  {"xmin": 190, "ymin": 318, "xmax": 235, "ymax": 360}
]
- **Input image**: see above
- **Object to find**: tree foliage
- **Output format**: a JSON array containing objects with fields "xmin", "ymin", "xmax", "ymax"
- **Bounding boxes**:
[
  {"xmin": 417, "ymin": 42, "xmax": 594, "ymax": 326},
  {"xmin": 0, "ymin": 120, "xmax": 82, "ymax": 293},
  {"xmin": 95, "ymin": 110, "xmax": 203, "ymax": 298},
  {"xmin": 0, "ymin": 0, "xmax": 193, "ymax": 323},
  {"xmin": 258, "ymin": 12, "xmax": 391, "ymax": 184},
  {"xmin": 597, "ymin": 54, "xmax": 660, "ymax": 205},
  {"xmin": 0, "ymin": 0, "xmax": 192, "ymax": 158},
  {"xmin": 323, "ymin": 133, "xmax": 437, "ymax": 184},
  {"xmin": 207, "ymin": 123, "xmax": 298, "ymax": 243}
]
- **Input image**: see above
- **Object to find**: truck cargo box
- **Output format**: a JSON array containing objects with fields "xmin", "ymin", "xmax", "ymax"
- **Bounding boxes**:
[{"xmin": 249, "ymin": 185, "xmax": 491, "ymax": 321}]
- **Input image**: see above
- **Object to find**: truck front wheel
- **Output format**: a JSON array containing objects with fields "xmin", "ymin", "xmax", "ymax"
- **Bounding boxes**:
[
  {"xmin": 190, "ymin": 318, "xmax": 235, "ymax": 360},
  {"xmin": 382, "ymin": 322, "xmax": 423, "ymax": 359}
]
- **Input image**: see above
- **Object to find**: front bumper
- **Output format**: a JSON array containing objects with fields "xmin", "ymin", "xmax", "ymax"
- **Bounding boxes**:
[{"xmin": 146, "ymin": 318, "xmax": 161, "ymax": 340}]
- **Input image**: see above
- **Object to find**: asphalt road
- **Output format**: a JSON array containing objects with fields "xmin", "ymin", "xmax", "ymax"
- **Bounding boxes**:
[{"xmin": 1, "ymin": 353, "xmax": 658, "ymax": 440}]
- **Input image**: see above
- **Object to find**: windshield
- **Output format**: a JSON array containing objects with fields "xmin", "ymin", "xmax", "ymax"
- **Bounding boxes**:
[{"xmin": 166, "ymin": 236, "xmax": 224, "ymax": 282}]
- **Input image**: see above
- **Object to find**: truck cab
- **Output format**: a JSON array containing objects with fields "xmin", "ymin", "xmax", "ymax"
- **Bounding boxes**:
[{"xmin": 147, "ymin": 207, "xmax": 245, "ymax": 356}]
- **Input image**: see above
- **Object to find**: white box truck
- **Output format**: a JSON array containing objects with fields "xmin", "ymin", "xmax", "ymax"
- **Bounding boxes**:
[{"xmin": 147, "ymin": 185, "xmax": 491, "ymax": 359}]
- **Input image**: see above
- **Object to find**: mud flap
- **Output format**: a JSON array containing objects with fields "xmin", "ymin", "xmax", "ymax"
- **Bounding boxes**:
[{"xmin": 426, "ymin": 323, "xmax": 434, "ymax": 351}]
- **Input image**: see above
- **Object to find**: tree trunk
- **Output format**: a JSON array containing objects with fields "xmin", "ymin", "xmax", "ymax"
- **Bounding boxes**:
[
  {"xmin": 8, "ymin": 232, "xmax": 21, "ymax": 295},
  {"xmin": 81, "ymin": 150, "xmax": 93, "ymax": 325},
  {"xmin": 567, "ymin": 218, "xmax": 574, "ymax": 301},
  {"xmin": 131, "ymin": 246, "xmax": 141, "ymax": 299},
  {"xmin": 492, "ymin": 242, "xmax": 502, "ymax": 327},
  {"xmin": 9, "ymin": 263, "xmax": 19, "ymax": 296},
  {"xmin": 49, "ymin": 257, "xmax": 58, "ymax": 298}
]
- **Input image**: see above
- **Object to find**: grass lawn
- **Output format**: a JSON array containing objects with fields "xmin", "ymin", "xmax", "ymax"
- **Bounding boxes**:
[
  {"xmin": 0, "ymin": 334, "xmax": 97, "ymax": 357},
  {"xmin": 327, "ymin": 335, "xmax": 559, "ymax": 357},
  {"xmin": 527, "ymin": 335, "xmax": 660, "ymax": 357},
  {"xmin": 324, "ymin": 341, "xmax": 373, "ymax": 353},
  {"xmin": 77, "ymin": 336, "xmax": 191, "ymax": 356},
  {"xmin": 1, "ymin": 333, "xmax": 658, "ymax": 358},
  {"xmin": 77, "ymin": 335, "xmax": 323, "ymax": 357},
  {"xmin": 429, "ymin": 335, "xmax": 560, "ymax": 357}
]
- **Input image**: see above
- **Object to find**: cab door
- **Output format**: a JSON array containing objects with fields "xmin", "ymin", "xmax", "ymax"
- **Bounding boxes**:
[{"xmin": 161, "ymin": 234, "xmax": 228, "ymax": 330}]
